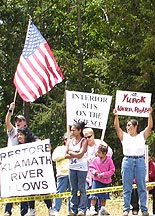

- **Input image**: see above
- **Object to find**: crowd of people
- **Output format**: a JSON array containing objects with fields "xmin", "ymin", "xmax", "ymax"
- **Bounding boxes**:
[
  {"xmin": 4, "ymin": 102, "xmax": 54, "ymax": 216},
  {"xmin": 3, "ymin": 102, "xmax": 154, "ymax": 216}
]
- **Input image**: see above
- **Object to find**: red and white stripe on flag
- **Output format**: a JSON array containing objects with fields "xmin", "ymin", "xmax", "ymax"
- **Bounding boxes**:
[{"xmin": 13, "ymin": 21, "xmax": 64, "ymax": 102}]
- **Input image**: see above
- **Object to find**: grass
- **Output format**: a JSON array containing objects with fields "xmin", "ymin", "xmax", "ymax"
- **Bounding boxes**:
[{"xmin": 0, "ymin": 194, "xmax": 154, "ymax": 215}]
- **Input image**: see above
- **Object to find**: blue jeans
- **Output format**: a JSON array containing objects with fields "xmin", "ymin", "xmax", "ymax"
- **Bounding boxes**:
[
  {"xmin": 5, "ymin": 202, "xmax": 28, "ymax": 216},
  {"xmin": 5, "ymin": 203, "xmax": 12, "ymax": 215},
  {"xmin": 121, "ymin": 157, "xmax": 147, "ymax": 212},
  {"xmin": 69, "ymin": 169, "xmax": 87, "ymax": 214},
  {"xmin": 20, "ymin": 202, "xmax": 28, "ymax": 216},
  {"xmin": 85, "ymin": 182, "xmax": 100, "ymax": 211},
  {"xmin": 53, "ymin": 175, "xmax": 71, "ymax": 212}
]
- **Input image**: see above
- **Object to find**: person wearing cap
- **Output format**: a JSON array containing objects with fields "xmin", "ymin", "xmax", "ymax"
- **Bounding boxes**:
[
  {"xmin": 5, "ymin": 102, "xmax": 27, "ymax": 147},
  {"xmin": 52, "ymin": 132, "xmax": 71, "ymax": 216},
  {"xmin": 4, "ymin": 104, "xmax": 53, "ymax": 216},
  {"xmin": 113, "ymin": 107, "xmax": 153, "ymax": 216},
  {"xmin": 4, "ymin": 102, "xmax": 27, "ymax": 216}
]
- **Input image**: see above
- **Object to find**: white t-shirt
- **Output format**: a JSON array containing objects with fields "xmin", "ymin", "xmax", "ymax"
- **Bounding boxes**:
[
  {"xmin": 68, "ymin": 138, "xmax": 88, "ymax": 171},
  {"xmin": 87, "ymin": 145, "xmax": 96, "ymax": 160},
  {"xmin": 7, "ymin": 126, "xmax": 18, "ymax": 147},
  {"xmin": 121, "ymin": 131, "xmax": 145, "ymax": 156}
]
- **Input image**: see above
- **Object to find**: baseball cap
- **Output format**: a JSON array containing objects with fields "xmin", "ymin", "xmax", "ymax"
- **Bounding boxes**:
[{"xmin": 15, "ymin": 115, "xmax": 26, "ymax": 122}]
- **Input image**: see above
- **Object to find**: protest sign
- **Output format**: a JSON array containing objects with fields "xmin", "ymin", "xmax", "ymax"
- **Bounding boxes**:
[
  {"xmin": 115, "ymin": 90, "xmax": 151, "ymax": 117},
  {"xmin": 0, "ymin": 139, "xmax": 56, "ymax": 197},
  {"xmin": 66, "ymin": 90, "xmax": 112, "ymax": 130}
]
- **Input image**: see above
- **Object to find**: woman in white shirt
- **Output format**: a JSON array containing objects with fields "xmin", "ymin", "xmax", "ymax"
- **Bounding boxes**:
[
  {"xmin": 65, "ymin": 122, "xmax": 88, "ymax": 216},
  {"xmin": 113, "ymin": 108, "xmax": 153, "ymax": 216}
]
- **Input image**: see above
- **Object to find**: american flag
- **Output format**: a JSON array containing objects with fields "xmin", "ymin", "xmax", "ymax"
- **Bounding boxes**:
[{"xmin": 13, "ymin": 21, "xmax": 64, "ymax": 102}]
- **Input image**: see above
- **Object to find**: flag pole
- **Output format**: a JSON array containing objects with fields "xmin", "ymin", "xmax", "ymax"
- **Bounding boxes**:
[
  {"xmin": 13, "ymin": 89, "xmax": 17, "ymax": 104},
  {"xmin": 12, "ymin": 16, "xmax": 31, "ymax": 108},
  {"xmin": 26, "ymin": 14, "xmax": 32, "ymax": 36},
  {"xmin": 13, "ymin": 16, "xmax": 31, "ymax": 106},
  {"xmin": 65, "ymin": 81, "xmax": 71, "ymax": 138},
  {"xmin": 27, "ymin": 14, "xmax": 32, "ymax": 20},
  {"xmin": 100, "ymin": 129, "xmax": 105, "ymax": 141},
  {"xmin": 7, "ymin": 89, "xmax": 18, "ymax": 115}
]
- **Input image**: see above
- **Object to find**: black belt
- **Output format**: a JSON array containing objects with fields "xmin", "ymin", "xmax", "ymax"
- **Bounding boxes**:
[{"xmin": 124, "ymin": 155, "xmax": 144, "ymax": 159}]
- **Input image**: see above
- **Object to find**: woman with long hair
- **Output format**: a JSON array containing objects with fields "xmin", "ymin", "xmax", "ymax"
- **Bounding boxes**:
[{"xmin": 65, "ymin": 121, "xmax": 88, "ymax": 216}]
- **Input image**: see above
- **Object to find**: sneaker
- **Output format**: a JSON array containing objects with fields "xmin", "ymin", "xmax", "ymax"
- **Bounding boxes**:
[
  {"xmin": 89, "ymin": 208, "xmax": 98, "ymax": 216},
  {"xmin": 48, "ymin": 207, "xmax": 57, "ymax": 216},
  {"xmin": 122, "ymin": 211, "xmax": 129, "ymax": 216},
  {"xmin": 132, "ymin": 210, "xmax": 138, "ymax": 215},
  {"xmin": 98, "ymin": 209, "xmax": 110, "ymax": 215},
  {"xmin": 4, "ymin": 213, "xmax": 11, "ymax": 216},
  {"xmin": 53, "ymin": 210, "xmax": 59, "ymax": 216},
  {"xmin": 77, "ymin": 211, "xmax": 85, "ymax": 216},
  {"xmin": 142, "ymin": 211, "xmax": 149, "ymax": 216},
  {"xmin": 86, "ymin": 209, "xmax": 90, "ymax": 216},
  {"xmin": 25, "ymin": 209, "xmax": 35, "ymax": 216}
]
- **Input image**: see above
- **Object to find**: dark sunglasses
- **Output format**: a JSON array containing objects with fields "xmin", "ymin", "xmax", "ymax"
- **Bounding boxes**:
[
  {"xmin": 85, "ymin": 135, "xmax": 92, "ymax": 139},
  {"xmin": 126, "ymin": 123, "xmax": 132, "ymax": 127}
]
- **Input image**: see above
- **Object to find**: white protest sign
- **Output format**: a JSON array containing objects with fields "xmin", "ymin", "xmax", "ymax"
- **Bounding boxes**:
[
  {"xmin": 0, "ymin": 139, "xmax": 56, "ymax": 197},
  {"xmin": 115, "ymin": 90, "xmax": 151, "ymax": 117},
  {"xmin": 66, "ymin": 90, "xmax": 112, "ymax": 129}
]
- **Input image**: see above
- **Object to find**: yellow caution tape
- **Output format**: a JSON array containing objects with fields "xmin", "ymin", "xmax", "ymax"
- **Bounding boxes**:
[{"xmin": 0, "ymin": 182, "xmax": 155, "ymax": 203}]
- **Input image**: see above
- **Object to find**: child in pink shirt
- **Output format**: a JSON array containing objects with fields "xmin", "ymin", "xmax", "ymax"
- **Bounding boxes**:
[{"xmin": 88, "ymin": 144, "xmax": 115, "ymax": 215}]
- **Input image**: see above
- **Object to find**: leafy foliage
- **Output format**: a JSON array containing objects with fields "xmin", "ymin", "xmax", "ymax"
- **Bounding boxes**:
[{"xmin": 1, "ymin": 0, "xmax": 155, "ymax": 184}]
